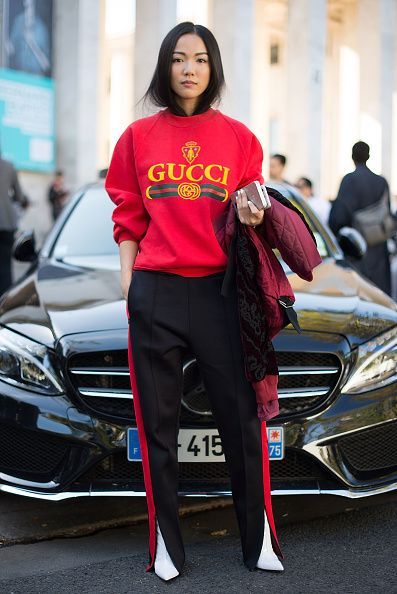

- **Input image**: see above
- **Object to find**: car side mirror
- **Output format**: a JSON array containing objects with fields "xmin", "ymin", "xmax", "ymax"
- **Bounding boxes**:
[
  {"xmin": 12, "ymin": 229, "xmax": 38, "ymax": 262},
  {"xmin": 337, "ymin": 227, "xmax": 367, "ymax": 260}
]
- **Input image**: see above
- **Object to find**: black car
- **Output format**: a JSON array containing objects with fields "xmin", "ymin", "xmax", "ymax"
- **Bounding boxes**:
[{"xmin": 0, "ymin": 182, "xmax": 396, "ymax": 500}]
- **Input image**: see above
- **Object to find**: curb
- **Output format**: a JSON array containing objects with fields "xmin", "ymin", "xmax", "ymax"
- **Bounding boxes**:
[{"xmin": 0, "ymin": 498, "xmax": 232, "ymax": 548}]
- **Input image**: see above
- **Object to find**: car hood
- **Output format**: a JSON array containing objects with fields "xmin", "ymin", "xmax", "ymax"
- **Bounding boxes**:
[
  {"xmin": 0, "ymin": 258, "xmax": 396, "ymax": 349},
  {"xmin": 0, "ymin": 260, "xmax": 126, "ymax": 348}
]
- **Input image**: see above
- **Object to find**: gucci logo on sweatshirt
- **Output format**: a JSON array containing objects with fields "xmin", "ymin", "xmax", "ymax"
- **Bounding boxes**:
[{"xmin": 145, "ymin": 141, "xmax": 230, "ymax": 203}]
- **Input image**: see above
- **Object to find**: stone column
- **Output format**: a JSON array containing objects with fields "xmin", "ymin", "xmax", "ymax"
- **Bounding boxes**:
[
  {"xmin": 210, "ymin": 0, "xmax": 256, "ymax": 124},
  {"xmin": 285, "ymin": 0, "xmax": 327, "ymax": 192},
  {"xmin": 379, "ymin": 0, "xmax": 396, "ymax": 184},
  {"xmin": 391, "ymin": 1, "xmax": 397, "ymax": 198},
  {"xmin": 357, "ymin": 0, "xmax": 382, "ymax": 172},
  {"xmin": 357, "ymin": 0, "xmax": 397, "ymax": 188},
  {"xmin": 53, "ymin": 0, "xmax": 101, "ymax": 189},
  {"xmin": 134, "ymin": 0, "xmax": 177, "ymax": 118}
]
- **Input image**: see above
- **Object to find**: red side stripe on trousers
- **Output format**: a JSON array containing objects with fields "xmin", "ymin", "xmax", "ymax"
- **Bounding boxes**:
[
  {"xmin": 126, "ymin": 306, "xmax": 283, "ymax": 568},
  {"xmin": 126, "ymin": 306, "xmax": 156, "ymax": 571},
  {"xmin": 261, "ymin": 420, "xmax": 284, "ymax": 559}
]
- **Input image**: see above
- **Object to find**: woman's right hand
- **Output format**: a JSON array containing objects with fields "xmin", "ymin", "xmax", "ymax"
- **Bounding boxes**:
[
  {"xmin": 121, "ymin": 270, "xmax": 133, "ymax": 301},
  {"xmin": 118, "ymin": 239, "xmax": 139, "ymax": 300}
]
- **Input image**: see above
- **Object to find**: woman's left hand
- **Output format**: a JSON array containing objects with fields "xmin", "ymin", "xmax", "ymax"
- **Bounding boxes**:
[{"xmin": 235, "ymin": 188, "xmax": 264, "ymax": 228}]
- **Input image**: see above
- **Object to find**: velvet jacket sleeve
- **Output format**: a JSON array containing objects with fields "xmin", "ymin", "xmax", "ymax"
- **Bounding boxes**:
[
  {"xmin": 257, "ymin": 194, "xmax": 323, "ymax": 282},
  {"xmin": 105, "ymin": 125, "xmax": 150, "ymax": 245}
]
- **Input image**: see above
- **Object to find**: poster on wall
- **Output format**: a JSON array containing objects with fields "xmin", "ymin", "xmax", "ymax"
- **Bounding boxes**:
[
  {"xmin": 2, "ymin": 0, "xmax": 53, "ymax": 77},
  {"xmin": 0, "ymin": 0, "xmax": 54, "ymax": 172},
  {"xmin": 0, "ymin": 68, "xmax": 55, "ymax": 171}
]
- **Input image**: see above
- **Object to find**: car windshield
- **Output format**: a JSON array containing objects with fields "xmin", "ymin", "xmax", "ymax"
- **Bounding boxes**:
[
  {"xmin": 283, "ymin": 199, "xmax": 329, "ymax": 259},
  {"xmin": 51, "ymin": 185, "xmax": 330, "ymax": 268},
  {"xmin": 52, "ymin": 187, "xmax": 119, "ymax": 265},
  {"xmin": 265, "ymin": 183, "xmax": 330, "ymax": 259}
]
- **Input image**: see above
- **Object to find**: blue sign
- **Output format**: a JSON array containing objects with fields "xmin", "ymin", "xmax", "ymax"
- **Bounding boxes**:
[
  {"xmin": 127, "ymin": 428, "xmax": 142, "ymax": 461},
  {"xmin": 267, "ymin": 426, "xmax": 284, "ymax": 460},
  {"xmin": 0, "ymin": 68, "xmax": 55, "ymax": 172}
]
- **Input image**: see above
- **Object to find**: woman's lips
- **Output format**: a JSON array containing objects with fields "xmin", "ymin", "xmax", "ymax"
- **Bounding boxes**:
[{"xmin": 181, "ymin": 81, "xmax": 197, "ymax": 87}]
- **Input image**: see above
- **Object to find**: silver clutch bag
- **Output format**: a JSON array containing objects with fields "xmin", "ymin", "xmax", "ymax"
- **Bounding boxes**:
[{"xmin": 230, "ymin": 180, "xmax": 271, "ymax": 211}]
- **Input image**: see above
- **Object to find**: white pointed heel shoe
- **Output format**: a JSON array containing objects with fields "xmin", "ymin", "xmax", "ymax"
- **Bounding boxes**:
[
  {"xmin": 255, "ymin": 509, "xmax": 284, "ymax": 571},
  {"xmin": 154, "ymin": 518, "xmax": 180, "ymax": 581}
]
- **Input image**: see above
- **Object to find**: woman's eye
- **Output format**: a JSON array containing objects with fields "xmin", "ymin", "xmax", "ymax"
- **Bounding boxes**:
[
  {"xmin": 172, "ymin": 58, "xmax": 182, "ymax": 63},
  {"xmin": 197, "ymin": 58, "xmax": 207, "ymax": 63}
]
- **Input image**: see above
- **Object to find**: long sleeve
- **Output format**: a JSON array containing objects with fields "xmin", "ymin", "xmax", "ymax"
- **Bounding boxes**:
[
  {"xmin": 11, "ymin": 166, "xmax": 24, "ymax": 205},
  {"xmin": 105, "ymin": 125, "xmax": 150, "ymax": 245},
  {"xmin": 384, "ymin": 179, "xmax": 392, "ymax": 213},
  {"xmin": 257, "ymin": 195, "xmax": 322, "ymax": 282},
  {"xmin": 236, "ymin": 133, "xmax": 264, "ymax": 189},
  {"xmin": 328, "ymin": 175, "xmax": 355, "ymax": 234}
]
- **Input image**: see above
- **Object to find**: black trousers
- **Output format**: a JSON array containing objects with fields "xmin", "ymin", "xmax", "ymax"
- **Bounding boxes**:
[
  {"xmin": 126, "ymin": 269, "xmax": 283, "ymax": 573},
  {"xmin": 0, "ymin": 230, "xmax": 15, "ymax": 297}
]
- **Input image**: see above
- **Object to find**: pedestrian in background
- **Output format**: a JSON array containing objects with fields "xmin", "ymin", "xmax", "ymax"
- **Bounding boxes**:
[
  {"xmin": 295, "ymin": 177, "xmax": 331, "ymax": 226},
  {"xmin": 329, "ymin": 141, "xmax": 393, "ymax": 296},
  {"xmin": 106, "ymin": 21, "xmax": 287, "ymax": 583},
  {"xmin": 0, "ymin": 151, "xmax": 28, "ymax": 296},
  {"xmin": 269, "ymin": 153, "xmax": 291, "ymax": 186},
  {"xmin": 47, "ymin": 170, "xmax": 69, "ymax": 222}
]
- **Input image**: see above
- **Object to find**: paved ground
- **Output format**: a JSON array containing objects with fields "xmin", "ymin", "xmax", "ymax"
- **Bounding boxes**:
[
  {"xmin": 0, "ymin": 493, "xmax": 231, "ymax": 546},
  {"xmin": 0, "ymin": 493, "xmax": 396, "ymax": 594}
]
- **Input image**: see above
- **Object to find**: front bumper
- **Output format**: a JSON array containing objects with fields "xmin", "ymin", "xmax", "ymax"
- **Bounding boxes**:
[
  {"xmin": 1, "ymin": 376, "xmax": 396, "ymax": 501},
  {"xmin": 2, "ymin": 482, "xmax": 397, "ymax": 501}
]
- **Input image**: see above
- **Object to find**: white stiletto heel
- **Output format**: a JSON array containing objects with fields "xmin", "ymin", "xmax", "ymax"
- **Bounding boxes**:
[
  {"xmin": 255, "ymin": 509, "xmax": 284, "ymax": 571},
  {"xmin": 154, "ymin": 518, "xmax": 180, "ymax": 581}
]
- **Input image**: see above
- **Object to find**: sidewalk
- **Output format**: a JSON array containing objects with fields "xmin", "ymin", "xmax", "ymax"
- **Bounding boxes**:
[
  {"xmin": 0, "ymin": 493, "xmax": 232, "ymax": 547},
  {"xmin": 1, "ymin": 490, "xmax": 395, "ymax": 549},
  {"xmin": 1, "ymin": 496, "xmax": 396, "ymax": 594}
]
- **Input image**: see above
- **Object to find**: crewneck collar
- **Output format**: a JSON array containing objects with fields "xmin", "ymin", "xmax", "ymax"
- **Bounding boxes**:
[{"xmin": 160, "ymin": 107, "xmax": 218, "ymax": 127}]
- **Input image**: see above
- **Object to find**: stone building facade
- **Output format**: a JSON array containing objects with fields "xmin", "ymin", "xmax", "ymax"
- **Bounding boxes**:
[{"xmin": 13, "ymin": 0, "xmax": 397, "ymax": 239}]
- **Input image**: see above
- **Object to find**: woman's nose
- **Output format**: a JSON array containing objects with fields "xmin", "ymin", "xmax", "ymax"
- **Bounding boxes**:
[{"xmin": 183, "ymin": 61, "xmax": 194, "ymax": 75}]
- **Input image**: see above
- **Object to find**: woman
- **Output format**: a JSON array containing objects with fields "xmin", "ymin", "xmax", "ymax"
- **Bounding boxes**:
[{"xmin": 105, "ymin": 21, "xmax": 285, "ymax": 582}]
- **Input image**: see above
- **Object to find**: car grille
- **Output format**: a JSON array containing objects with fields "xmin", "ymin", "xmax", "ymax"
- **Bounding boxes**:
[
  {"xmin": 0, "ymin": 423, "xmax": 69, "ymax": 478},
  {"xmin": 67, "ymin": 350, "xmax": 341, "ymax": 422},
  {"xmin": 339, "ymin": 420, "xmax": 397, "ymax": 477},
  {"xmin": 75, "ymin": 449, "xmax": 331, "ymax": 490}
]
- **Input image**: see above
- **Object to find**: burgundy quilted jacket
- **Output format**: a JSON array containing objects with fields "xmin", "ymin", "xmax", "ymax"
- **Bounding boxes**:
[{"xmin": 213, "ymin": 187, "xmax": 323, "ymax": 421}]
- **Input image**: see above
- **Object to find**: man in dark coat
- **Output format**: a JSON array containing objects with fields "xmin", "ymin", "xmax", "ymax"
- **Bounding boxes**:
[
  {"xmin": 328, "ymin": 141, "xmax": 393, "ymax": 296},
  {"xmin": 47, "ymin": 170, "xmax": 69, "ymax": 222},
  {"xmin": 0, "ymin": 153, "xmax": 28, "ymax": 296}
]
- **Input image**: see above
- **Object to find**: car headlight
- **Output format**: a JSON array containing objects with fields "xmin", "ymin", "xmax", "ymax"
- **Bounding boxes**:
[
  {"xmin": 342, "ymin": 326, "xmax": 397, "ymax": 394},
  {"xmin": 0, "ymin": 326, "xmax": 63, "ymax": 394}
]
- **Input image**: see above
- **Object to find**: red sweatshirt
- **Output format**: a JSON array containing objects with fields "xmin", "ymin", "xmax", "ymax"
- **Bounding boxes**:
[{"xmin": 105, "ymin": 107, "xmax": 264, "ymax": 276}]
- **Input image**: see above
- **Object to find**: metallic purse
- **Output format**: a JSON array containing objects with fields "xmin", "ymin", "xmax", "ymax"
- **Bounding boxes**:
[{"xmin": 230, "ymin": 180, "xmax": 272, "ymax": 211}]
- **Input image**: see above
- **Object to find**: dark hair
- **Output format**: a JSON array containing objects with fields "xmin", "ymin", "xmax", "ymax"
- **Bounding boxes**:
[
  {"xmin": 271, "ymin": 154, "xmax": 287, "ymax": 166},
  {"xmin": 142, "ymin": 22, "xmax": 225, "ymax": 116},
  {"xmin": 297, "ymin": 177, "xmax": 312, "ymax": 189},
  {"xmin": 352, "ymin": 141, "xmax": 370, "ymax": 163},
  {"xmin": 55, "ymin": 170, "xmax": 64, "ymax": 176}
]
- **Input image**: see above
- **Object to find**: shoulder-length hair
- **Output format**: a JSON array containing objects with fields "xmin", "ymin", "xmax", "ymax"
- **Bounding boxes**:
[{"xmin": 142, "ymin": 22, "xmax": 225, "ymax": 116}]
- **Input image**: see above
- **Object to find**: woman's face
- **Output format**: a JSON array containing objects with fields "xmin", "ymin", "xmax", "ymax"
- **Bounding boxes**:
[{"xmin": 170, "ymin": 33, "xmax": 211, "ymax": 115}]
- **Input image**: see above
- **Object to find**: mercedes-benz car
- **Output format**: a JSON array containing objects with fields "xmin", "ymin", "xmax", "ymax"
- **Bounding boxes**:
[{"xmin": 0, "ymin": 182, "xmax": 396, "ymax": 500}]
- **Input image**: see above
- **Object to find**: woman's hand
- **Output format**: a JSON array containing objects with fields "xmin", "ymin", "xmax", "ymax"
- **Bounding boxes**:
[
  {"xmin": 235, "ymin": 188, "xmax": 264, "ymax": 227},
  {"xmin": 118, "ymin": 240, "xmax": 139, "ymax": 301},
  {"xmin": 121, "ymin": 270, "xmax": 133, "ymax": 301}
]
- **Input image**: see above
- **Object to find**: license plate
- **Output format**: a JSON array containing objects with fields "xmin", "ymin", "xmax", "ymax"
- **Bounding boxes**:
[{"xmin": 127, "ymin": 427, "xmax": 284, "ymax": 462}]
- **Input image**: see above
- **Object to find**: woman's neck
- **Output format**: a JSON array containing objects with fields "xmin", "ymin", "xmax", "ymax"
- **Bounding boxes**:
[{"xmin": 175, "ymin": 97, "xmax": 198, "ymax": 116}]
